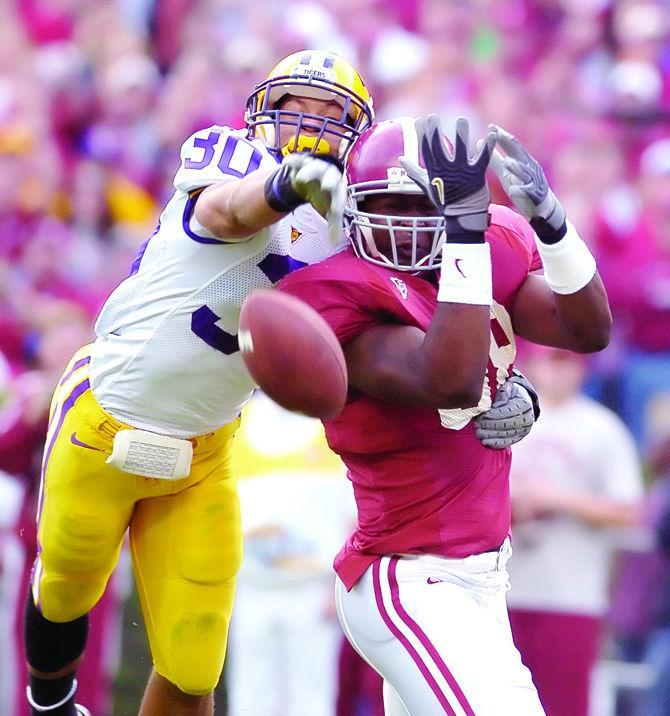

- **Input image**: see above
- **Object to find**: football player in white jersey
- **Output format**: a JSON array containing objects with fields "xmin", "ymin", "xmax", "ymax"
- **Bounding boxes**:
[
  {"xmin": 24, "ymin": 49, "xmax": 374, "ymax": 716},
  {"xmin": 23, "ymin": 50, "xmax": 538, "ymax": 716}
]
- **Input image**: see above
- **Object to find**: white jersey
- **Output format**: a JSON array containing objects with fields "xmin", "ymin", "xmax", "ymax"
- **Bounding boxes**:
[{"xmin": 90, "ymin": 126, "xmax": 340, "ymax": 438}]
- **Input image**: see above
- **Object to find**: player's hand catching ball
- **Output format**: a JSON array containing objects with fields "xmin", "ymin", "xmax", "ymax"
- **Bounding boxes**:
[
  {"xmin": 489, "ymin": 125, "xmax": 566, "ymax": 238},
  {"xmin": 400, "ymin": 115, "xmax": 497, "ymax": 241}
]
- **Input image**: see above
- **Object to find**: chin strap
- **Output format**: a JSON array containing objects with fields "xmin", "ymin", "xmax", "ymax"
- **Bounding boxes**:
[{"xmin": 26, "ymin": 679, "xmax": 78, "ymax": 712}]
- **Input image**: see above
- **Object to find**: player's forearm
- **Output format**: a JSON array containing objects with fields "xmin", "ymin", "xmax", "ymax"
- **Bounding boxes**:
[
  {"xmin": 552, "ymin": 272, "xmax": 612, "ymax": 353},
  {"xmin": 419, "ymin": 239, "xmax": 493, "ymax": 406},
  {"xmin": 532, "ymin": 220, "xmax": 612, "ymax": 352},
  {"xmin": 419, "ymin": 303, "xmax": 491, "ymax": 407},
  {"xmin": 345, "ymin": 250, "xmax": 491, "ymax": 408},
  {"xmin": 562, "ymin": 493, "xmax": 641, "ymax": 528},
  {"xmin": 513, "ymin": 266, "xmax": 611, "ymax": 352},
  {"xmin": 416, "ymin": 240, "xmax": 492, "ymax": 407},
  {"xmin": 344, "ymin": 307, "xmax": 490, "ymax": 408},
  {"xmin": 194, "ymin": 168, "xmax": 286, "ymax": 240}
]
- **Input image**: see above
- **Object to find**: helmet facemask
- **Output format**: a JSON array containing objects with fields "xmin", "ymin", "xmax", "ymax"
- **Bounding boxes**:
[
  {"xmin": 345, "ymin": 178, "xmax": 446, "ymax": 272},
  {"xmin": 246, "ymin": 75, "xmax": 374, "ymax": 158}
]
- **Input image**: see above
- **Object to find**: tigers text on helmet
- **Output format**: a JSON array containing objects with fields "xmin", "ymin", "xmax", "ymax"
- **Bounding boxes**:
[
  {"xmin": 345, "ymin": 117, "xmax": 447, "ymax": 272},
  {"xmin": 245, "ymin": 50, "xmax": 374, "ymax": 159}
]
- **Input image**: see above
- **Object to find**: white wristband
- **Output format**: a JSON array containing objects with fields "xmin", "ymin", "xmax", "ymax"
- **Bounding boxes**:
[
  {"xmin": 535, "ymin": 220, "xmax": 597, "ymax": 294},
  {"xmin": 437, "ymin": 242, "xmax": 492, "ymax": 306}
]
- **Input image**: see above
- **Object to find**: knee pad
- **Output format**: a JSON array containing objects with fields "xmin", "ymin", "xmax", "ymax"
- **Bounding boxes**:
[
  {"xmin": 158, "ymin": 609, "xmax": 228, "ymax": 695},
  {"xmin": 25, "ymin": 593, "xmax": 89, "ymax": 673}
]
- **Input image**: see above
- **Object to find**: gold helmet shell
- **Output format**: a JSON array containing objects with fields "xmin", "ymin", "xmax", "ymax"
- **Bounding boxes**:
[{"xmin": 245, "ymin": 50, "xmax": 374, "ymax": 158}]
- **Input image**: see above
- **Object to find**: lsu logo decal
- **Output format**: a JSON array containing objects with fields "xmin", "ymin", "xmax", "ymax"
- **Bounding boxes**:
[
  {"xmin": 390, "ymin": 276, "xmax": 408, "ymax": 300},
  {"xmin": 290, "ymin": 226, "xmax": 302, "ymax": 242}
]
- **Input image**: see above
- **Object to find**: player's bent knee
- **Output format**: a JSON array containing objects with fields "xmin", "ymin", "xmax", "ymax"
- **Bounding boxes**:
[
  {"xmin": 159, "ymin": 608, "xmax": 230, "ymax": 695},
  {"xmin": 36, "ymin": 573, "xmax": 106, "ymax": 623}
]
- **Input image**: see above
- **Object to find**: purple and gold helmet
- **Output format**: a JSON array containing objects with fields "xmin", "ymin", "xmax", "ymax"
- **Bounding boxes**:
[
  {"xmin": 345, "ymin": 117, "xmax": 447, "ymax": 272},
  {"xmin": 246, "ymin": 50, "xmax": 374, "ymax": 159}
]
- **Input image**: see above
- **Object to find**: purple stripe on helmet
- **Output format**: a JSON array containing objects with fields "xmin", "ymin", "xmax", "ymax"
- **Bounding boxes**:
[
  {"xmin": 58, "ymin": 356, "xmax": 91, "ymax": 386},
  {"xmin": 372, "ymin": 559, "xmax": 458, "ymax": 715},
  {"xmin": 387, "ymin": 558, "xmax": 476, "ymax": 716}
]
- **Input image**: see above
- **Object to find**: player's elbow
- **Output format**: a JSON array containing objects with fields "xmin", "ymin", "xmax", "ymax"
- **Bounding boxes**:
[
  {"xmin": 444, "ymin": 385, "xmax": 482, "ymax": 408},
  {"xmin": 579, "ymin": 334, "xmax": 610, "ymax": 354},
  {"xmin": 426, "ymin": 373, "xmax": 484, "ymax": 409},
  {"xmin": 436, "ymin": 388, "xmax": 481, "ymax": 409},
  {"xmin": 572, "ymin": 318, "xmax": 612, "ymax": 354}
]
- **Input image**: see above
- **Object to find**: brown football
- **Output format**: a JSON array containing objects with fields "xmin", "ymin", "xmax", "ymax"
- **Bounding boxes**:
[{"xmin": 239, "ymin": 289, "xmax": 348, "ymax": 419}]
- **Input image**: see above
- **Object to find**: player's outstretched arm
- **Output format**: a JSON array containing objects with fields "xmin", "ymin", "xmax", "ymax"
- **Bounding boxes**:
[
  {"xmin": 345, "ymin": 116, "xmax": 497, "ymax": 408},
  {"xmin": 490, "ymin": 125, "xmax": 611, "ymax": 352},
  {"xmin": 194, "ymin": 155, "xmax": 345, "ymax": 241}
]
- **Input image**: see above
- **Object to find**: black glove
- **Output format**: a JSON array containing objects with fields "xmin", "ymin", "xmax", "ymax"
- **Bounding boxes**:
[{"xmin": 400, "ymin": 115, "xmax": 496, "ymax": 243}]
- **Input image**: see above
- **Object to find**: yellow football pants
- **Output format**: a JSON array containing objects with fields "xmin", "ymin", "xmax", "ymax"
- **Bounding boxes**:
[{"xmin": 32, "ymin": 346, "xmax": 242, "ymax": 695}]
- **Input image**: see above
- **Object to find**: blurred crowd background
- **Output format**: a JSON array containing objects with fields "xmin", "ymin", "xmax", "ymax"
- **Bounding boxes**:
[{"xmin": 0, "ymin": 0, "xmax": 669, "ymax": 714}]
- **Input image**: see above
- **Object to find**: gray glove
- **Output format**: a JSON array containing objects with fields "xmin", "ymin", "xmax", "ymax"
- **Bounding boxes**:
[
  {"xmin": 489, "ymin": 125, "xmax": 566, "ymax": 238},
  {"xmin": 474, "ymin": 370, "xmax": 541, "ymax": 449},
  {"xmin": 400, "ymin": 115, "xmax": 497, "ymax": 236}
]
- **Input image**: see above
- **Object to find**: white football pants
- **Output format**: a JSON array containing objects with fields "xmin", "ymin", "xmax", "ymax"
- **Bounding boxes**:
[{"xmin": 335, "ymin": 540, "xmax": 546, "ymax": 716}]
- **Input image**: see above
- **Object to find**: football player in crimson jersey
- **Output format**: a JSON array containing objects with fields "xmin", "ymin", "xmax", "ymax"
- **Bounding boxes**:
[{"xmin": 278, "ymin": 115, "xmax": 611, "ymax": 716}]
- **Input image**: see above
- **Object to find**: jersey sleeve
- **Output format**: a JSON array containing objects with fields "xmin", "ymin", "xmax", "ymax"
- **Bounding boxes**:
[
  {"xmin": 173, "ymin": 126, "xmax": 277, "ymax": 194},
  {"xmin": 489, "ymin": 204, "xmax": 543, "ymax": 272},
  {"xmin": 278, "ymin": 259, "xmax": 381, "ymax": 346},
  {"xmin": 529, "ymin": 236, "xmax": 542, "ymax": 272}
]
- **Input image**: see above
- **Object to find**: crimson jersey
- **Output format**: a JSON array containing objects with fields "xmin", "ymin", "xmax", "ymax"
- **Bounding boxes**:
[{"xmin": 278, "ymin": 205, "xmax": 542, "ymax": 589}]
